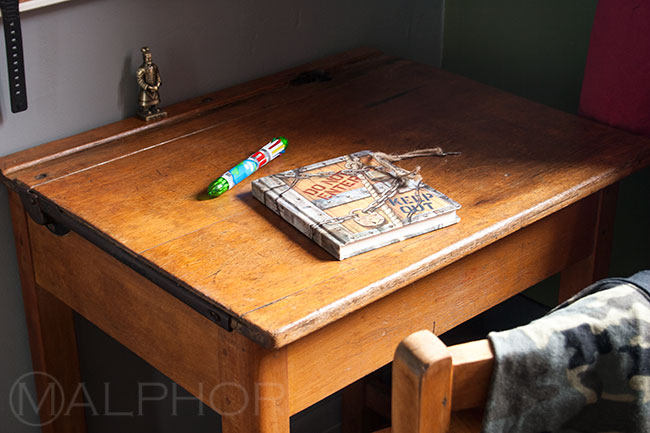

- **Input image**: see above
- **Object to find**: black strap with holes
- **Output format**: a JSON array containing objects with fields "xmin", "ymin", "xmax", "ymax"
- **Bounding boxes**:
[{"xmin": 1, "ymin": 0, "xmax": 27, "ymax": 112}]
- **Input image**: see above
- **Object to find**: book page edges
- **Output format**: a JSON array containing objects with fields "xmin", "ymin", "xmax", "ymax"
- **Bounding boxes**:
[
  {"xmin": 252, "ymin": 178, "xmax": 460, "ymax": 260},
  {"xmin": 252, "ymin": 179, "xmax": 344, "ymax": 258},
  {"xmin": 337, "ymin": 212, "xmax": 459, "ymax": 259}
]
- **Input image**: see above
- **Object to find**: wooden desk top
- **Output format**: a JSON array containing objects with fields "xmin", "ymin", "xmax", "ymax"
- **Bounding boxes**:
[{"xmin": 2, "ymin": 49, "xmax": 649, "ymax": 349}]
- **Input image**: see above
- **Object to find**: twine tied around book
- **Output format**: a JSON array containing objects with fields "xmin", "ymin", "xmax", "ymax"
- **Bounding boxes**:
[
  {"xmin": 373, "ymin": 147, "xmax": 460, "ymax": 161},
  {"xmin": 370, "ymin": 147, "xmax": 460, "ymax": 186},
  {"xmin": 273, "ymin": 147, "xmax": 460, "ymax": 226}
]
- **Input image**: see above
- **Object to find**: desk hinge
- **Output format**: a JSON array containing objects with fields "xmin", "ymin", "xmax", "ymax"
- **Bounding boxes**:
[
  {"xmin": 17, "ymin": 187, "xmax": 70, "ymax": 236},
  {"xmin": 13, "ymin": 183, "xmax": 234, "ymax": 333}
]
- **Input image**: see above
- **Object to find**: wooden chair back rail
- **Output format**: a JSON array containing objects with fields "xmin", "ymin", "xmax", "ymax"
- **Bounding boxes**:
[
  {"xmin": 448, "ymin": 339, "xmax": 493, "ymax": 410},
  {"xmin": 390, "ymin": 330, "xmax": 494, "ymax": 433}
]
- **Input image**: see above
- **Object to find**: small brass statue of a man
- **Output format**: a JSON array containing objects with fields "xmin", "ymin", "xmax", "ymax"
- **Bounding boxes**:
[{"xmin": 136, "ymin": 46, "xmax": 167, "ymax": 121}]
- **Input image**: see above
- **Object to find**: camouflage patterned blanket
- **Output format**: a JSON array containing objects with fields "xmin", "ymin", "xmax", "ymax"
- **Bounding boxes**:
[{"xmin": 482, "ymin": 271, "xmax": 650, "ymax": 433}]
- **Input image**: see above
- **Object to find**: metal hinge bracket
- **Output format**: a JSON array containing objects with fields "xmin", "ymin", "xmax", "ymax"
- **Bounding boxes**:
[
  {"xmin": 14, "ymin": 184, "xmax": 234, "ymax": 332},
  {"xmin": 18, "ymin": 188, "xmax": 70, "ymax": 236}
]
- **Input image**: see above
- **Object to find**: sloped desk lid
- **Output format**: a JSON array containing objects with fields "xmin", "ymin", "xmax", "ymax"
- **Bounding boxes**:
[{"xmin": 2, "ymin": 49, "xmax": 649, "ymax": 348}]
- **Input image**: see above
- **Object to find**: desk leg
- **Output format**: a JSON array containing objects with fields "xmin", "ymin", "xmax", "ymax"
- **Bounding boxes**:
[
  {"xmin": 8, "ymin": 190, "xmax": 87, "ymax": 433},
  {"xmin": 558, "ymin": 184, "xmax": 618, "ymax": 302},
  {"xmin": 220, "ymin": 341, "xmax": 290, "ymax": 433}
]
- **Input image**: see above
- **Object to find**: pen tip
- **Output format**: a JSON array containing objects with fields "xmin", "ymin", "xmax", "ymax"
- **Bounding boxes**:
[
  {"xmin": 207, "ymin": 177, "xmax": 230, "ymax": 198},
  {"xmin": 276, "ymin": 136, "xmax": 288, "ymax": 149}
]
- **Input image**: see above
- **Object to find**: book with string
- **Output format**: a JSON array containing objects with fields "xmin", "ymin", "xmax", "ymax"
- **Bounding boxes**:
[{"xmin": 251, "ymin": 149, "xmax": 461, "ymax": 260}]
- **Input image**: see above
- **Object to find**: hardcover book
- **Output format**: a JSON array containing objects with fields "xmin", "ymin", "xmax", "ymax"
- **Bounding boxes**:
[{"xmin": 252, "ymin": 150, "xmax": 460, "ymax": 260}]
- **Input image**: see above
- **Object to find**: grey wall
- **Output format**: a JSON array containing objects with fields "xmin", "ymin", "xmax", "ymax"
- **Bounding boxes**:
[
  {"xmin": 1, "ymin": 0, "xmax": 444, "ymax": 153},
  {"xmin": 0, "ymin": 0, "xmax": 444, "ymax": 432}
]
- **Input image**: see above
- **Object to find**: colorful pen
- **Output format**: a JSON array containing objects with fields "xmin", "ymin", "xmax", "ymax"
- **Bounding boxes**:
[{"xmin": 207, "ymin": 137, "xmax": 288, "ymax": 198}]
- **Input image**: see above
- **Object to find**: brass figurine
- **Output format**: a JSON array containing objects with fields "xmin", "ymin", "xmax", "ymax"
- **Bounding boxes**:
[{"xmin": 136, "ymin": 46, "xmax": 167, "ymax": 121}]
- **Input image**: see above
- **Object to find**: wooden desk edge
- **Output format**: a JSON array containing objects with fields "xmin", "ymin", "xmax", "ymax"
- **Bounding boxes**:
[
  {"xmin": 2, "ymin": 48, "xmax": 649, "ymax": 350},
  {"xmin": 240, "ymin": 166, "xmax": 644, "ymax": 349},
  {"xmin": 4, "ymin": 113, "xmax": 650, "ymax": 351},
  {"xmin": 0, "ymin": 47, "xmax": 382, "ymax": 177}
]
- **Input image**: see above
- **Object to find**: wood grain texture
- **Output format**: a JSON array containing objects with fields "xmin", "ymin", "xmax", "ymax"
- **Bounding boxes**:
[
  {"xmin": 388, "ymin": 332, "xmax": 491, "ymax": 433},
  {"xmin": 28, "ymin": 219, "xmax": 292, "ymax": 430},
  {"xmin": 3, "ymin": 50, "xmax": 650, "ymax": 349},
  {"xmin": 221, "ymin": 347, "xmax": 290, "ymax": 433},
  {"xmin": 0, "ymin": 48, "xmax": 380, "ymax": 177},
  {"xmin": 29, "ymin": 219, "xmax": 235, "ymax": 414},
  {"xmin": 7, "ymin": 191, "xmax": 86, "ymax": 433},
  {"xmin": 448, "ymin": 340, "xmax": 493, "ymax": 411},
  {"xmin": 7, "ymin": 53, "xmax": 389, "ymax": 192},
  {"xmin": 558, "ymin": 183, "xmax": 619, "ymax": 302},
  {"xmin": 391, "ymin": 330, "xmax": 453, "ymax": 433},
  {"xmin": 286, "ymin": 195, "xmax": 598, "ymax": 413}
]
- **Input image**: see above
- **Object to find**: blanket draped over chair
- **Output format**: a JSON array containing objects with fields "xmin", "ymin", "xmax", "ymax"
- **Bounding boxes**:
[{"xmin": 483, "ymin": 271, "xmax": 650, "ymax": 433}]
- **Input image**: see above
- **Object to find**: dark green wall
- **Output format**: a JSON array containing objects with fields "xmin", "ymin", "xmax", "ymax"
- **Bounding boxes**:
[
  {"xmin": 443, "ymin": 0, "xmax": 598, "ymax": 113},
  {"xmin": 442, "ymin": 0, "xmax": 650, "ymax": 303}
]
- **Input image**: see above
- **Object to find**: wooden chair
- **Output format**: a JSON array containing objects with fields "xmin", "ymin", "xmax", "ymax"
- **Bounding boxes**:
[{"xmin": 376, "ymin": 330, "xmax": 493, "ymax": 433}]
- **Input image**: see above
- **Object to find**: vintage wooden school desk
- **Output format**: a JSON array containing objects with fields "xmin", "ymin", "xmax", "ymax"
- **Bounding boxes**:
[{"xmin": 2, "ymin": 49, "xmax": 649, "ymax": 432}]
